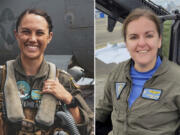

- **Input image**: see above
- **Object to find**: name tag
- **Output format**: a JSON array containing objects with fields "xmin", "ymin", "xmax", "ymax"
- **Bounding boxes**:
[{"xmin": 142, "ymin": 88, "xmax": 162, "ymax": 100}]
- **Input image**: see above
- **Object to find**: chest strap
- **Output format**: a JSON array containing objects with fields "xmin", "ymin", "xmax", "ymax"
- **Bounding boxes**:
[{"xmin": 4, "ymin": 60, "xmax": 57, "ymax": 127}]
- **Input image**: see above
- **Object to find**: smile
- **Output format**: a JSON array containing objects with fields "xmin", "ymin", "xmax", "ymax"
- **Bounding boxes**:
[
  {"xmin": 24, "ymin": 44, "xmax": 39, "ymax": 51},
  {"xmin": 25, "ymin": 44, "xmax": 39, "ymax": 48},
  {"xmin": 27, "ymin": 46, "xmax": 38, "ymax": 49},
  {"xmin": 137, "ymin": 50, "xmax": 148, "ymax": 54}
]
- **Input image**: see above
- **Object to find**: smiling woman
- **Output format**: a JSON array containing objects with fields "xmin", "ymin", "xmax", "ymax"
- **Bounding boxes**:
[
  {"xmin": 96, "ymin": 8, "xmax": 180, "ymax": 135},
  {"xmin": 125, "ymin": 13, "xmax": 161, "ymax": 72},
  {"xmin": 14, "ymin": 10, "xmax": 53, "ymax": 71},
  {"xmin": 0, "ymin": 9, "xmax": 93, "ymax": 135}
]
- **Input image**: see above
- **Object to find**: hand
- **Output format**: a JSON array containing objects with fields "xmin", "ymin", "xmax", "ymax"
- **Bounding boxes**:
[
  {"xmin": 42, "ymin": 77, "xmax": 82, "ymax": 123},
  {"xmin": 42, "ymin": 77, "xmax": 73, "ymax": 104}
]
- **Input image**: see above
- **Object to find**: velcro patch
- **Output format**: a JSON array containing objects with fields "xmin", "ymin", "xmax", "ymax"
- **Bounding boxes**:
[
  {"xmin": 17, "ymin": 81, "xmax": 30, "ymax": 100},
  {"xmin": 115, "ymin": 82, "xmax": 126, "ymax": 99},
  {"xmin": 142, "ymin": 88, "xmax": 162, "ymax": 100},
  {"xmin": 31, "ymin": 90, "xmax": 42, "ymax": 100}
]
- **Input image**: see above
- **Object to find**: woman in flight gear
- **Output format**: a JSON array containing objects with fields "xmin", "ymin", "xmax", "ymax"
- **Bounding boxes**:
[
  {"xmin": 0, "ymin": 8, "xmax": 93, "ymax": 135},
  {"xmin": 96, "ymin": 8, "xmax": 180, "ymax": 135}
]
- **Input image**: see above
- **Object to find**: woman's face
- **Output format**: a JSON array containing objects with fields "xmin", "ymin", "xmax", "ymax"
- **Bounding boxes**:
[
  {"xmin": 14, "ymin": 13, "xmax": 52, "ymax": 61},
  {"xmin": 126, "ymin": 16, "xmax": 161, "ymax": 72}
]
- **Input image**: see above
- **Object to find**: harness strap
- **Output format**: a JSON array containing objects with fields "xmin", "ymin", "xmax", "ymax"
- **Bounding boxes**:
[
  {"xmin": 2, "ymin": 61, "xmax": 58, "ymax": 125},
  {"xmin": 4, "ymin": 60, "xmax": 25, "ymax": 122},
  {"xmin": 35, "ymin": 62, "xmax": 57, "ymax": 127}
]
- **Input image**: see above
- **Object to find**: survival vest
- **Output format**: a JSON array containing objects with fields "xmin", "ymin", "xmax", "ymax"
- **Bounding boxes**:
[{"xmin": 0, "ymin": 60, "xmax": 71, "ymax": 135}]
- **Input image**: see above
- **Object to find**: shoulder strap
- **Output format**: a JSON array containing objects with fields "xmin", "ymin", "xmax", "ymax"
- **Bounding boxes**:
[
  {"xmin": 56, "ymin": 68, "xmax": 59, "ymax": 78},
  {"xmin": 35, "ymin": 62, "xmax": 57, "ymax": 127}
]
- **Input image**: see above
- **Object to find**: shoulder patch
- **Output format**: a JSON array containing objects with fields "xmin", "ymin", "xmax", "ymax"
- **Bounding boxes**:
[
  {"xmin": 70, "ymin": 78, "xmax": 80, "ymax": 89},
  {"xmin": 115, "ymin": 82, "xmax": 126, "ymax": 99},
  {"xmin": 58, "ymin": 69, "xmax": 79, "ymax": 89}
]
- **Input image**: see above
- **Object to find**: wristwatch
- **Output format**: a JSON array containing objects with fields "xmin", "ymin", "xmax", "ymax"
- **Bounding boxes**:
[{"xmin": 66, "ymin": 97, "xmax": 78, "ymax": 108}]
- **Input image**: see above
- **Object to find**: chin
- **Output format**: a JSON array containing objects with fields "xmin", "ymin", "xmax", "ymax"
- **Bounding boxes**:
[
  {"xmin": 22, "ymin": 53, "xmax": 42, "ymax": 60},
  {"xmin": 136, "ymin": 60, "xmax": 154, "ymax": 67}
]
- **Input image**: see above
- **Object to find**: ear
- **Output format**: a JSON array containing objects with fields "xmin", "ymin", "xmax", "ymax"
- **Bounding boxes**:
[
  {"xmin": 158, "ymin": 35, "xmax": 162, "ymax": 48},
  {"xmin": 14, "ymin": 30, "xmax": 18, "ymax": 40},
  {"xmin": 47, "ymin": 32, "xmax": 53, "ymax": 44},
  {"xmin": 14, "ymin": 30, "xmax": 21, "ymax": 48}
]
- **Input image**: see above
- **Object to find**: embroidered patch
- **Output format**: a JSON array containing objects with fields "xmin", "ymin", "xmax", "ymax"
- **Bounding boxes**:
[
  {"xmin": 31, "ymin": 89, "xmax": 42, "ymax": 100},
  {"xmin": 115, "ymin": 82, "xmax": 126, "ymax": 99},
  {"xmin": 17, "ymin": 81, "xmax": 30, "ymax": 100},
  {"xmin": 71, "ymin": 78, "xmax": 80, "ymax": 89},
  {"xmin": 142, "ymin": 88, "xmax": 162, "ymax": 100}
]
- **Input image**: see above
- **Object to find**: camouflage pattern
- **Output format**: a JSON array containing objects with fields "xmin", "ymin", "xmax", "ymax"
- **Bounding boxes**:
[
  {"xmin": 96, "ymin": 57, "xmax": 180, "ymax": 135},
  {"xmin": 0, "ymin": 56, "xmax": 93, "ymax": 135}
]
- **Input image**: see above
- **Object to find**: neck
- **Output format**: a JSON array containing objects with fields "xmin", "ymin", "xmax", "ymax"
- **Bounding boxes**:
[
  {"xmin": 134, "ymin": 57, "xmax": 157, "ymax": 72},
  {"xmin": 20, "ymin": 55, "xmax": 43, "ymax": 76}
]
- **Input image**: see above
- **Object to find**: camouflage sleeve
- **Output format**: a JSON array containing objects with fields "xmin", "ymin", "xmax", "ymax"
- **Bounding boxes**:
[
  {"xmin": 57, "ymin": 69, "xmax": 93, "ymax": 135},
  {"xmin": 96, "ymin": 70, "xmax": 114, "ymax": 123}
]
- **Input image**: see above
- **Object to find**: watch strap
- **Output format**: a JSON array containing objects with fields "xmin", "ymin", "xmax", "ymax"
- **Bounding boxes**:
[{"xmin": 66, "ymin": 97, "xmax": 77, "ymax": 108}]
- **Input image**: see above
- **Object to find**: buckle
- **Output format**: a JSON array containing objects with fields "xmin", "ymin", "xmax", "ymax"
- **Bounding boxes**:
[
  {"xmin": 22, "ymin": 100, "xmax": 40, "ymax": 108},
  {"xmin": 21, "ymin": 119, "xmax": 35, "ymax": 132}
]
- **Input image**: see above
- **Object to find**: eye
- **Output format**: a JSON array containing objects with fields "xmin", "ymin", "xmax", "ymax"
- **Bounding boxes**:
[
  {"xmin": 129, "ymin": 35, "xmax": 137, "ymax": 40},
  {"xmin": 21, "ymin": 30, "xmax": 30, "ymax": 35},
  {"xmin": 36, "ymin": 31, "xmax": 45, "ymax": 36},
  {"xmin": 146, "ymin": 34, "xmax": 153, "ymax": 38}
]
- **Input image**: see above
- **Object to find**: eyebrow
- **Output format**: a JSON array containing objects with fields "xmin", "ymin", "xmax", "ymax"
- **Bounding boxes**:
[
  {"xmin": 145, "ymin": 31, "xmax": 155, "ymax": 34},
  {"xmin": 127, "ymin": 30, "xmax": 155, "ymax": 36},
  {"xmin": 20, "ymin": 27, "xmax": 29, "ymax": 30},
  {"xmin": 20, "ymin": 27, "xmax": 45, "ymax": 32}
]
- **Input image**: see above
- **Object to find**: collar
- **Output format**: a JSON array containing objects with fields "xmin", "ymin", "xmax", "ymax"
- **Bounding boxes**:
[
  {"xmin": 124, "ymin": 56, "xmax": 169, "ymax": 80},
  {"xmin": 13, "ymin": 55, "xmax": 49, "ymax": 78},
  {"xmin": 152, "ymin": 56, "xmax": 169, "ymax": 77}
]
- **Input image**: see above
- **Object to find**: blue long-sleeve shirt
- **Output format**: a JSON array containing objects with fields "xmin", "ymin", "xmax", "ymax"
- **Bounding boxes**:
[{"xmin": 128, "ymin": 56, "xmax": 162, "ymax": 108}]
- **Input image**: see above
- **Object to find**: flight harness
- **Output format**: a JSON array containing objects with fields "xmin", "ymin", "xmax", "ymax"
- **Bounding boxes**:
[{"xmin": 0, "ymin": 60, "xmax": 80, "ymax": 135}]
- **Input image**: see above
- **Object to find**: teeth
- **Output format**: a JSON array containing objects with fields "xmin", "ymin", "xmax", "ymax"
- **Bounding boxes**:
[
  {"xmin": 28, "ymin": 46, "xmax": 37, "ymax": 49},
  {"xmin": 25, "ymin": 44, "xmax": 38, "ymax": 48},
  {"xmin": 138, "ymin": 50, "xmax": 147, "ymax": 53}
]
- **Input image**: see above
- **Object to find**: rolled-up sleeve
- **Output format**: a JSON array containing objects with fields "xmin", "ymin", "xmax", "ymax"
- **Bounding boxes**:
[{"xmin": 58, "ymin": 70, "xmax": 93, "ymax": 134}]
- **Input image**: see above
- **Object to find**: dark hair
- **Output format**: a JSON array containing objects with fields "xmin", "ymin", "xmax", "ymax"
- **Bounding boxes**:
[
  {"xmin": 123, "ymin": 8, "xmax": 161, "ymax": 41},
  {"xmin": 16, "ymin": 8, "xmax": 53, "ymax": 33}
]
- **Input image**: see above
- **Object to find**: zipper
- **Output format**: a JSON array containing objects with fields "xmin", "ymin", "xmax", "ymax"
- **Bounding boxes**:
[
  {"xmin": 127, "ymin": 78, "xmax": 152, "ymax": 113},
  {"xmin": 124, "ymin": 81, "xmax": 132, "ymax": 135},
  {"xmin": 126, "ymin": 81, "xmax": 144, "ymax": 135}
]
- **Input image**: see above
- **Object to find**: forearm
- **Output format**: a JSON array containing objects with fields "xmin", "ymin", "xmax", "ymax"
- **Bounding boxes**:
[
  {"xmin": 61, "ymin": 92, "xmax": 82, "ymax": 124},
  {"xmin": 69, "ymin": 107, "xmax": 82, "ymax": 124}
]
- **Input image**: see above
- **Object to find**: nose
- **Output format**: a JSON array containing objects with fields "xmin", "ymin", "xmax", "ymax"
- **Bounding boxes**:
[
  {"xmin": 29, "ymin": 33, "xmax": 37, "ymax": 43},
  {"xmin": 137, "ymin": 36, "xmax": 146, "ymax": 47}
]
